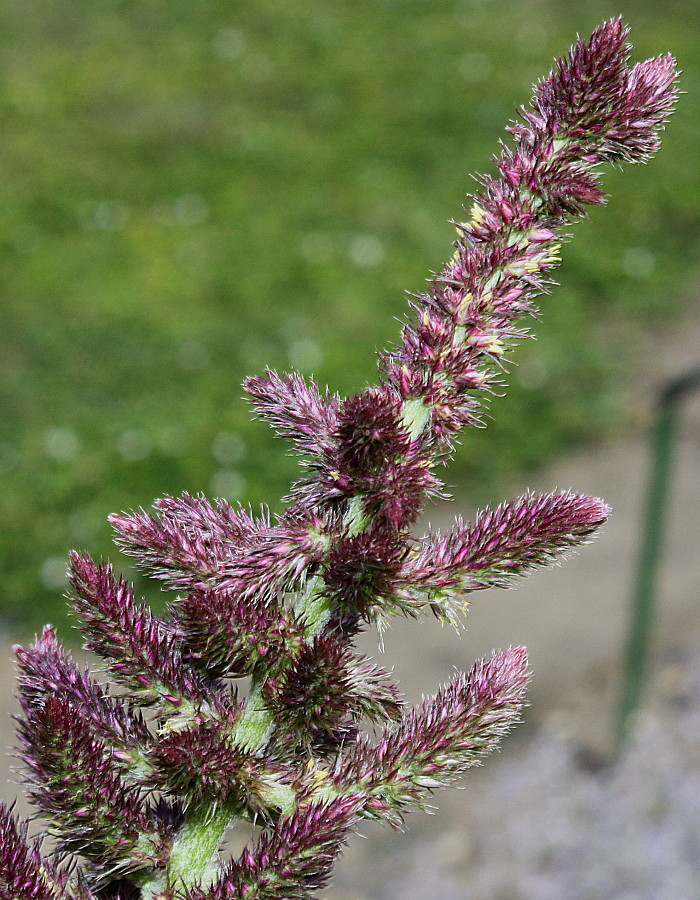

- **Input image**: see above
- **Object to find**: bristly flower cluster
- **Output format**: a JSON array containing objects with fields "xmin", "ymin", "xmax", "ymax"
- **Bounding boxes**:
[{"xmin": 2, "ymin": 20, "xmax": 677, "ymax": 900}]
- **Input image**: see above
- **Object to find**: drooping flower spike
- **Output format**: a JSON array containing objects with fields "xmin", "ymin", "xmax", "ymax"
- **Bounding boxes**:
[{"xmin": 2, "ymin": 20, "xmax": 677, "ymax": 900}]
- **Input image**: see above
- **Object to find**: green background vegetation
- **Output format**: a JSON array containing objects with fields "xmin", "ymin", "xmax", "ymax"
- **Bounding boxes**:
[{"xmin": 1, "ymin": 0, "xmax": 698, "ymax": 634}]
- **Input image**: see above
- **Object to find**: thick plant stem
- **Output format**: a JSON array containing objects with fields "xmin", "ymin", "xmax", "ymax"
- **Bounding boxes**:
[
  {"xmin": 235, "ymin": 678, "xmax": 275, "ymax": 752},
  {"xmin": 139, "ymin": 799, "xmax": 240, "ymax": 898},
  {"xmin": 164, "ymin": 577, "xmax": 337, "ymax": 893}
]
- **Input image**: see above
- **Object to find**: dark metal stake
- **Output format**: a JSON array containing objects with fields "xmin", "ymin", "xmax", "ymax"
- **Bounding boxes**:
[{"xmin": 617, "ymin": 367, "xmax": 700, "ymax": 750}]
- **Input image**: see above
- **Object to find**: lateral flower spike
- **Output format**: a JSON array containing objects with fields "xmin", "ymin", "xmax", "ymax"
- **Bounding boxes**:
[
  {"xmin": 4, "ymin": 19, "xmax": 677, "ymax": 900},
  {"xmin": 327, "ymin": 648, "xmax": 529, "ymax": 828},
  {"xmin": 405, "ymin": 491, "xmax": 611, "ymax": 620},
  {"xmin": 0, "ymin": 803, "xmax": 68, "ymax": 900},
  {"xmin": 14, "ymin": 625, "xmax": 149, "ymax": 751},
  {"xmin": 16, "ymin": 693, "xmax": 164, "ymax": 873}
]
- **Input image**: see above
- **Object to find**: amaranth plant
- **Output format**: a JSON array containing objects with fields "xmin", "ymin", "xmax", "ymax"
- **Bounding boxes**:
[{"xmin": 1, "ymin": 19, "xmax": 677, "ymax": 900}]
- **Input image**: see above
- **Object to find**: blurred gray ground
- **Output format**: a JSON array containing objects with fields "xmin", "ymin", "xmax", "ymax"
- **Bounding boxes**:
[{"xmin": 1, "ymin": 316, "xmax": 698, "ymax": 898}]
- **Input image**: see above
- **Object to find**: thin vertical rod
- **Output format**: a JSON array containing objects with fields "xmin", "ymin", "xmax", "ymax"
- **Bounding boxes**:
[{"xmin": 617, "ymin": 368, "xmax": 700, "ymax": 749}]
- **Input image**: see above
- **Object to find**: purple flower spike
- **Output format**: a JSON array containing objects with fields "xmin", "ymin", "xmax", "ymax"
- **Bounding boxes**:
[
  {"xmin": 322, "ymin": 528, "xmax": 408, "ymax": 622},
  {"xmin": 244, "ymin": 369, "xmax": 340, "ymax": 461},
  {"xmin": 16, "ymin": 695, "xmax": 162, "ymax": 872},
  {"xmin": 68, "ymin": 552, "xmax": 211, "ymax": 708},
  {"xmin": 331, "ymin": 648, "xmax": 529, "ymax": 827},
  {"xmin": 15, "ymin": 626, "xmax": 149, "ymax": 750},
  {"xmin": 175, "ymin": 588, "xmax": 302, "ymax": 678},
  {"xmin": 2, "ymin": 20, "xmax": 677, "ymax": 900},
  {"xmin": 109, "ymin": 493, "xmax": 263, "ymax": 589},
  {"xmin": 380, "ymin": 18, "xmax": 678, "ymax": 455},
  {"xmin": 263, "ymin": 634, "xmax": 402, "ymax": 756},
  {"xmin": 146, "ymin": 713, "xmax": 287, "ymax": 814},
  {"xmin": 0, "ymin": 803, "xmax": 66, "ymax": 900},
  {"xmin": 406, "ymin": 491, "xmax": 610, "ymax": 615}
]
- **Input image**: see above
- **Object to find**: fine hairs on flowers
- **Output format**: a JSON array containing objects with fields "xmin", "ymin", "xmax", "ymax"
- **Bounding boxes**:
[{"xmin": 2, "ymin": 19, "xmax": 677, "ymax": 900}]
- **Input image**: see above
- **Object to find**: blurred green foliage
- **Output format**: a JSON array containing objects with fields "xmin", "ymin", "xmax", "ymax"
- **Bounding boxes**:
[{"xmin": 1, "ymin": 0, "xmax": 698, "ymax": 634}]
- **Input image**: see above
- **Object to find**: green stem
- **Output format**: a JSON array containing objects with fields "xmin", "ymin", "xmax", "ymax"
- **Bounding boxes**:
[
  {"xmin": 298, "ymin": 579, "xmax": 333, "ymax": 634},
  {"xmin": 168, "ymin": 799, "xmax": 241, "ymax": 891},
  {"xmin": 157, "ymin": 481, "xmax": 406, "ymax": 893},
  {"xmin": 234, "ymin": 677, "xmax": 275, "ymax": 751},
  {"xmin": 401, "ymin": 397, "xmax": 432, "ymax": 442}
]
